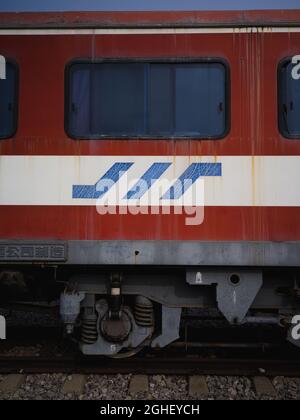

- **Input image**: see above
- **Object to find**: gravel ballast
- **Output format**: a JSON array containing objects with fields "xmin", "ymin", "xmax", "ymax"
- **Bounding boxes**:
[{"xmin": 0, "ymin": 374, "xmax": 299, "ymax": 400}]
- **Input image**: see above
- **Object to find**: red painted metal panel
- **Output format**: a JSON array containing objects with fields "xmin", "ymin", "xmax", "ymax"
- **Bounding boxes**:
[
  {"xmin": 0, "ymin": 11, "xmax": 300, "ymax": 28},
  {"xmin": 0, "ymin": 24, "xmax": 300, "ymax": 242},
  {"xmin": 0, "ymin": 206, "xmax": 299, "ymax": 241},
  {"xmin": 0, "ymin": 32, "xmax": 300, "ymax": 157}
]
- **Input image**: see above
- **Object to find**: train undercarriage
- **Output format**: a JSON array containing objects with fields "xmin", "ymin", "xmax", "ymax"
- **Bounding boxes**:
[{"xmin": 1, "ymin": 265, "xmax": 300, "ymax": 356}]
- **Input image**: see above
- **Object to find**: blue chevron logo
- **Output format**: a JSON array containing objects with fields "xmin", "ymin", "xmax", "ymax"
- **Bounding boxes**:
[{"xmin": 72, "ymin": 162, "xmax": 222, "ymax": 200}]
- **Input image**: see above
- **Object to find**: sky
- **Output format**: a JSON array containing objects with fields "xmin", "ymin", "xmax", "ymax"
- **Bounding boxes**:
[{"xmin": 0, "ymin": 0, "xmax": 299, "ymax": 12}]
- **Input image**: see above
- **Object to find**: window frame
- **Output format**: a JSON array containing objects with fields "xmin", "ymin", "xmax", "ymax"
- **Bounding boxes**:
[
  {"xmin": 278, "ymin": 57, "xmax": 300, "ymax": 140},
  {"xmin": 65, "ymin": 57, "xmax": 230, "ymax": 141},
  {"xmin": 0, "ymin": 59, "xmax": 18, "ymax": 140}
]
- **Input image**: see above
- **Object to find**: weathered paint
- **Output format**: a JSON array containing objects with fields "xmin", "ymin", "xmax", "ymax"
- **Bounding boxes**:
[
  {"xmin": 0, "ymin": 155, "xmax": 298, "ymax": 207},
  {"xmin": 0, "ymin": 11, "xmax": 299, "ymax": 243},
  {"xmin": 1, "ymin": 28, "xmax": 300, "ymax": 35},
  {"xmin": 0, "ymin": 206, "xmax": 299, "ymax": 241},
  {"xmin": 0, "ymin": 11, "xmax": 300, "ymax": 28}
]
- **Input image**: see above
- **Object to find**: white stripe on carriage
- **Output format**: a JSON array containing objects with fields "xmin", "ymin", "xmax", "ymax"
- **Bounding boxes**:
[
  {"xmin": 0, "ymin": 155, "xmax": 299, "ymax": 207},
  {"xmin": 0, "ymin": 27, "xmax": 300, "ymax": 36}
]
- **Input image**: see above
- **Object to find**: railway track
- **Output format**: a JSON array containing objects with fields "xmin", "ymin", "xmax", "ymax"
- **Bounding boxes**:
[
  {"xmin": 0, "ymin": 327, "xmax": 299, "ymax": 399},
  {"xmin": 0, "ymin": 353, "xmax": 300, "ymax": 377},
  {"xmin": 0, "ymin": 326, "xmax": 299, "ymax": 377}
]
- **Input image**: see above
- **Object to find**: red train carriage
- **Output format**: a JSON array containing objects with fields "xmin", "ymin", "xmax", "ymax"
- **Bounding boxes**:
[{"xmin": 0, "ymin": 10, "xmax": 300, "ymax": 355}]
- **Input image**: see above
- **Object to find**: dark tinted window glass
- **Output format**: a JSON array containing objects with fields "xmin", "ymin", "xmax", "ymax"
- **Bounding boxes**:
[
  {"xmin": 0, "ymin": 62, "xmax": 17, "ymax": 138},
  {"xmin": 175, "ymin": 64, "xmax": 225, "ymax": 136},
  {"xmin": 67, "ymin": 61, "xmax": 227, "ymax": 138},
  {"xmin": 148, "ymin": 64, "xmax": 173, "ymax": 135},
  {"xmin": 92, "ymin": 64, "xmax": 145, "ymax": 135},
  {"xmin": 279, "ymin": 60, "xmax": 300, "ymax": 138}
]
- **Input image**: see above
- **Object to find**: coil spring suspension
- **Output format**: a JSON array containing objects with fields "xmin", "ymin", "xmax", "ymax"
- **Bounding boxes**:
[
  {"xmin": 81, "ymin": 316, "xmax": 98, "ymax": 344},
  {"xmin": 134, "ymin": 296, "xmax": 154, "ymax": 327}
]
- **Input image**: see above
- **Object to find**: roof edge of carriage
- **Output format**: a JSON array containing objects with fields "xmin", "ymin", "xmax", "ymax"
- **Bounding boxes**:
[{"xmin": 0, "ymin": 10, "xmax": 299, "ymax": 29}]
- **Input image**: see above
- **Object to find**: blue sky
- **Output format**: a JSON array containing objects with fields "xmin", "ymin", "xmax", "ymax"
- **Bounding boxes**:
[{"xmin": 0, "ymin": 0, "xmax": 299, "ymax": 12}]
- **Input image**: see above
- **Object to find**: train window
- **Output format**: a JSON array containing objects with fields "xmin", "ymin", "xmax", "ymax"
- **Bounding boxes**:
[
  {"xmin": 279, "ymin": 59, "xmax": 300, "ymax": 139},
  {"xmin": 66, "ymin": 61, "xmax": 228, "ymax": 139},
  {"xmin": 0, "ymin": 62, "xmax": 18, "ymax": 139}
]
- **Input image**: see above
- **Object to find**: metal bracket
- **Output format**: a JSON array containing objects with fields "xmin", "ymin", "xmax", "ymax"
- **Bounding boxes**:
[
  {"xmin": 109, "ymin": 272, "xmax": 123, "ymax": 320},
  {"xmin": 186, "ymin": 270, "xmax": 263, "ymax": 324},
  {"xmin": 151, "ymin": 306, "xmax": 182, "ymax": 348}
]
